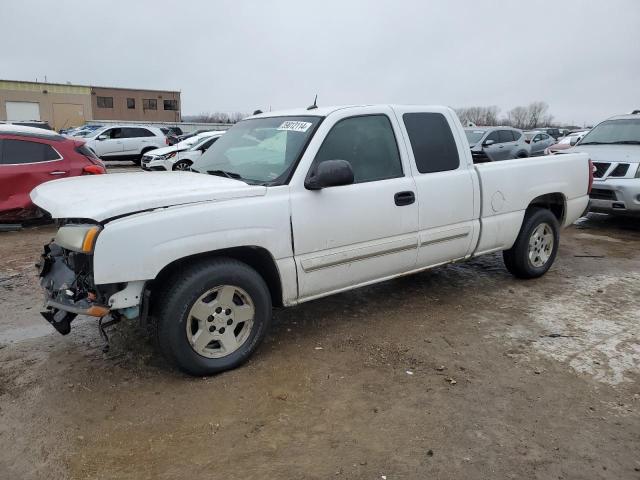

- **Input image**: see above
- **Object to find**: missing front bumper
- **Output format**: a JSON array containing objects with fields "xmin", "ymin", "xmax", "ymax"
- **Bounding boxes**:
[{"xmin": 38, "ymin": 242, "xmax": 110, "ymax": 335}]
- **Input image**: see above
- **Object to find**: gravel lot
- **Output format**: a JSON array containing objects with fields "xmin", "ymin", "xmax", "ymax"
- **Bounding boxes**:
[{"xmin": 0, "ymin": 213, "xmax": 639, "ymax": 480}]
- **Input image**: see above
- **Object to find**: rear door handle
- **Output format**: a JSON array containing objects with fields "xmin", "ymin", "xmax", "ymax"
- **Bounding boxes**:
[
  {"xmin": 394, "ymin": 191, "xmax": 415, "ymax": 206},
  {"xmin": 49, "ymin": 171, "xmax": 68, "ymax": 175}
]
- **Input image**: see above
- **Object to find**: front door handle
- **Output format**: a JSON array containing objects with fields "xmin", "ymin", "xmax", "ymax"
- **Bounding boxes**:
[
  {"xmin": 49, "ymin": 171, "xmax": 68, "ymax": 176},
  {"xmin": 394, "ymin": 191, "xmax": 415, "ymax": 206}
]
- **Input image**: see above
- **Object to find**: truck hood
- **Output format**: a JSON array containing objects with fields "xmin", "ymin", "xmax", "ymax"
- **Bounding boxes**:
[
  {"xmin": 562, "ymin": 144, "xmax": 640, "ymax": 163},
  {"xmin": 31, "ymin": 172, "xmax": 267, "ymax": 222}
]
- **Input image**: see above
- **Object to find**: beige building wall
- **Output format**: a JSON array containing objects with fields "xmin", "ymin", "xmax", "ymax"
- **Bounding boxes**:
[
  {"xmin": 0, "ymin": 80, "xmax": 92, "ymax": 130},
  {"xmin": 91, "ymin": 87, "xmax": 181, "ymax": 123}
]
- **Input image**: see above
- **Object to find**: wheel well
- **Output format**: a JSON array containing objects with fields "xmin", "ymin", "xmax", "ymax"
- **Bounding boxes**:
[
  {"xmin": 151, "ymin": 246, "xmax": 284, "ymax": 308},
  {"xmin": 527, "ymin": 193, "xmax": 565, "ymax": 224}
]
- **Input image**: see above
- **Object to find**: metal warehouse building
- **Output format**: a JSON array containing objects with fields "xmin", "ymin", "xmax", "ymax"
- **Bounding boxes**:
[{"xmin": 0, "ymin": 79, "xmax": 181, "ymax": 131}]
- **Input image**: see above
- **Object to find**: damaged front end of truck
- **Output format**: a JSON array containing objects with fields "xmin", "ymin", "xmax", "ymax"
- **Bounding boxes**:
[{"xmin": 37, "ymin": 223, "xmax": 121, "ymax": 337}]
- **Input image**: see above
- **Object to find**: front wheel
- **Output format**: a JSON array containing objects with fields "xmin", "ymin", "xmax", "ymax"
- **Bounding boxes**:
[
  {"xmin": 154, "ymin": 258, "xmax": 272, "ymax": 375},
  {"xmin": 503, "ymin": 208, "xmax": 560, "ymax": 279},
  {"xmin": 173, "ymin": 160, "xmax": 193, "ymax": 171}
]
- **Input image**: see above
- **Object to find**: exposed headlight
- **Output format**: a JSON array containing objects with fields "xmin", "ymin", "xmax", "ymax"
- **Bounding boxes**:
[{"xmin": 55, "ymin": 225, "xmax": 101, "ymax": 253}]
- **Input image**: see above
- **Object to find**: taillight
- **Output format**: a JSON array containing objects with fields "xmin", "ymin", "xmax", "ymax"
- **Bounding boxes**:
[
  {"xmin": 165, "ymin": 137, "xmax": 170, "ymax": 145},
  {"xmin": 83, "ymin": 165, "xmax": 106, "ymax": 175},
  {"xmin": 588, "ymin": 159, "xmax": 594, "ymax": 194}
]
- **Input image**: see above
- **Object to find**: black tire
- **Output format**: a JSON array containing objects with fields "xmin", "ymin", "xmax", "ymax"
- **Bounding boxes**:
[
  {"xmin": 516, "ymin": 151, "xmax": 529, "ymax": 158},
  {"xmin": 173, "ymin": 160, "xmax": 193, "ymax": 171},
  {"xmin": 154, "ymin": 257, "xmax": 272, "ymax": 376},
  {"xmin": 503, "ymin": 208, "xmax": 560, "ymax": 279}
]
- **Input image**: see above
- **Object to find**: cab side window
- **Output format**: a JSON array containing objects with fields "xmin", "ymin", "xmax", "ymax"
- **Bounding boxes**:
[
  {"xmin": 402, "ymin": 112, "xmax": 460, "ymax": 173},
  {"xmin": 314, "ymin": 115, "xmax": 403, "ymax": 184}
]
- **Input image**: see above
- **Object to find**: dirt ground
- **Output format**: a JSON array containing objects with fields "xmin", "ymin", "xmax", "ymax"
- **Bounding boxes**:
[{"xmin": 0, "ymin": 214, "xmax": 639, "ymax": 480}]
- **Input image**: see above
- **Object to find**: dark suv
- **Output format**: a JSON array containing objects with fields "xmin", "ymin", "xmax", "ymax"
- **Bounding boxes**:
[{"xmin": 465, "ymin": 127, "xmax": 530, "ymax": 162}]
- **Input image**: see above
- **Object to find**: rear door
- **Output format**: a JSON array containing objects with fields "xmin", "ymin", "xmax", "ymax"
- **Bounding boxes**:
[
  {"xmin": 394, "ymin": 108, "xmax": 479, "ymax": 267},
  {"xmin": 121, "ymin": 127, "xmax": 156, "ymax": 155},
  {"xmin": 0, "ymin": 136, "xmax": 70, "ymax": 217},
  {"xmin": 498, "ymin": 129, "xmax": 518, "ymax": 159}
]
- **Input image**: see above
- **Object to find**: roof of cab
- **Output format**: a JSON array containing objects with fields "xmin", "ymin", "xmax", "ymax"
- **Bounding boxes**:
[{"xmin": 247, "ymin": 105, "xmax": 366, "ymax": 119}]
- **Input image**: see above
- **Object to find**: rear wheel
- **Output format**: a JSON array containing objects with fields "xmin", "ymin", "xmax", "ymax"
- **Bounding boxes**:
[
  {"xmin": 516, "ymin": 151, "xmax": 528, "ymax": 158},
  {"xmin": 503, "ymin": 208, "xmax": 559, "ymax": 279},
  {"xmin": 154, "ymin": 258, "xmax": 272, "ymax": 376}
]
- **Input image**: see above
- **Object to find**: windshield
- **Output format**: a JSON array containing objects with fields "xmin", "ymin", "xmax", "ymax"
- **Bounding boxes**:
[
  {"xmin": 189, "ymin": 135, "xmax": 219, "ymax": 151},
  {"xmin": 192, "ymin": 116, "xmax": 322, "ymax": 184},
  {"xmin": 175, "ymin": 136, "xmax": 204, "ymax": 149},
  {"xmin": 579, "ymin": 119, "xmax": 640, "ymax": 145},
  {"xmin": 465, "ymin": 130, "xmax": 485, "ymax": 145}
]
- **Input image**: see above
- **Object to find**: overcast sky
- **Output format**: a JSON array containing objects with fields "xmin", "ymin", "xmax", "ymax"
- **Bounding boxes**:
[{"xmin": 2, "ymin": 0, "xmax": 638, "ymax": 125}]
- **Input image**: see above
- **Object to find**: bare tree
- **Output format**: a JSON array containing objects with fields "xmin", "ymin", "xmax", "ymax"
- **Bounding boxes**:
[
  {"xmin": 525, "ymin": 101, "xmax": 549, "ymax": 129},
  {"xmin": 506, "ymin": 106, "xmax": 529, "ymax": 129},
  {"xmin": 455, "ymin": 106, "xmax": 500, "ymax": 126}
]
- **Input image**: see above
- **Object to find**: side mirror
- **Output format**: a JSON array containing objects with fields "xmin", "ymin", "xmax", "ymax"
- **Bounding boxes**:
[
  {"xmin": 570, "ymin": 138, "xmax": 578, "ymax": 146},
  {"xmin": 305, "ymin": 160, "xmax": 354, "ymax": 190},
  {"xmin": 483, "ymin": 139, "xmax": 495, "ymax": 147},
  {"xmin": 97, "ymin": 134, "xmax": 108, "ymax": 141}
]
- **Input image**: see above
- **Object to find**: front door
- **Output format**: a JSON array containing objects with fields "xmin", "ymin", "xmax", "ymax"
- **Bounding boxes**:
[
  {"xmin": 290, "ymin": 109, "xmax": 419, "ymax": 300},
  {"xmin": 483, "ymin": 130, "xmax": 509, "ymax": 161},
  {"xmin": 94, "ymin": 128, "xmax": 124, "ymax": 157}
]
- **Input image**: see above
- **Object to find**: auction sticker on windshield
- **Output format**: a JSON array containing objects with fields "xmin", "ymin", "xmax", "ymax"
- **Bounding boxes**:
[{"xmin": 277, "ymin": 121, "xmax": 312, "ymax": 133}]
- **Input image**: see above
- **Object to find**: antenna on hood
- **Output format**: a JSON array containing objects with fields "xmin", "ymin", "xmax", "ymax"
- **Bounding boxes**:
[{"xmin": 307, "ymin": 94, "xmax": 318, "ymax": 110}]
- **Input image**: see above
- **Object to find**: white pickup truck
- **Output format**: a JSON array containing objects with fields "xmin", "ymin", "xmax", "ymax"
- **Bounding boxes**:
[{"xmin": 32, "ymin": 105, "xmax": 592, "ymax": 375}]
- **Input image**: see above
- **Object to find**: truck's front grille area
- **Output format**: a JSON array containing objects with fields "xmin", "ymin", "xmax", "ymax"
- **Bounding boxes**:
[
  {"xmin": 610, "ymin": 163, "xmax": 630, "ymax": 177},
  {"xmin": 592, "ymin": 162, "xmax": 611, "ymax": 178},
  {"xmin": 590, "ymin": 188, "xmax": 617, "ymax": 201}
]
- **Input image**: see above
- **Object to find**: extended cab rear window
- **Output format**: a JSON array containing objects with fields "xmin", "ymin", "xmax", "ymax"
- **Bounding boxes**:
[{"xmin": 402, "ymin": 113, "xmax": 460, "ymax": 174}]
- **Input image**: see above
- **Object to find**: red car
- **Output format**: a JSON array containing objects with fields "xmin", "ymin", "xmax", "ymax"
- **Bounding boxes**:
[{"xmin": 0, "ymin": 125, "xmax": 106, "ymax": 221}]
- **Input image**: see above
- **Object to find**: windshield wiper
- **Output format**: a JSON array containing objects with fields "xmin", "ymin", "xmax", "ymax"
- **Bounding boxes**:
[
  {"xmin": 578, "ymin": 141, "xmax": 609, "ymax": 145},
  {"xmin": 207, "ymin": 169, "xmax": 244, "ymax": 180},
  {"xmin": 613, "ymin": 140, "xmax": 640, "ymax": 145}
]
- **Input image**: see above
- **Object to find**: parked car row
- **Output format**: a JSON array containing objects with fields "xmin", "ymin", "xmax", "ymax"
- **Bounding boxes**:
[
  {"xmin": 141, "ymin": 130, "xmax": 224, "ymax": 171},
  {"xmin": 465, "ymin": 126, "xmax": 589, "ymax": 162}
]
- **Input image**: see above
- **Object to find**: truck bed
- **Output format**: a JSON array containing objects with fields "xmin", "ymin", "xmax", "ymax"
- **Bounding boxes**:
[{"xmin": 473, "ymin": 153, "xmax": 590, "ymax": 256}]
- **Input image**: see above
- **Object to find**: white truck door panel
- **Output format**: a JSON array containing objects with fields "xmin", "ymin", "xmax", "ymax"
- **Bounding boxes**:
[
  {"xmin": 394, "ymin": 107, "xmax": 478, "ymax": 267},
  {"xmin": 292, "ymin": 178, "xmax": 419, "ymax": 299},
  {"xmin": 290, "ymin": 108, "xmax": 419, "ymax": 300}
]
